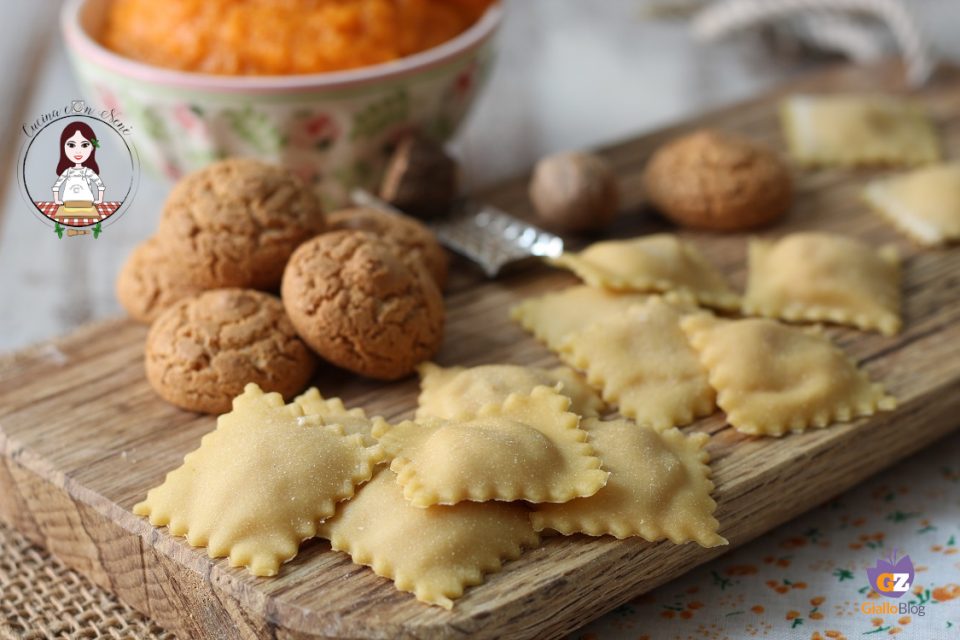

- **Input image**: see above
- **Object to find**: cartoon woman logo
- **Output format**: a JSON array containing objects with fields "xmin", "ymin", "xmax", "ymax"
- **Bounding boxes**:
[
  {"xmin": 19, "ymin": 101, "xmax": 138, "ymax": 239},
  {"xmin": 53, "ymin": 122, "xmax": 105, "ymax": 212}
]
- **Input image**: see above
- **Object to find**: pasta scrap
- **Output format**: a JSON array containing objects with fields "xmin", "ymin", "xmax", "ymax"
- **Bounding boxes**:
[
  {"xmin": 133, "ymin": 383, "xmax": 382, "ymax": 576},
  {"xmin": 863, "ymin": 163, "xmax": 960, "ymax": 247},
  {"xmin": 559, "ymin": 297, "xmax": 714, "ymax": 430},
  {"xmin": 319, "ymin": 470, "xmax": 539, "ymax": 609},
  {"xmin": 416, "ymin": 362, "xmax": 604, "ymax": 420},
  {"xmin": 373, "ymin": 385, "xmax": 609, "ymax": 507},
  {"xmin": 743, "ymin": 232, "xmax": 901, "ymax": 336},
  {"xmin": 510, "ymin": 285, "xmax": 651, "ymax": 351},
  {"xmin": 681, "ymin": 315, "xmax": 896, "ymax": 437},
  {"xmin": 781, "ymin": 94, "xmax": 939, "ymax": 167},
  {"xmin": 531, "ymin": 419, "xmax": 726, "ymax": 547},
  {"xmin": 547, "ymin": 234, "xmax": 739, "ymax": 310}
]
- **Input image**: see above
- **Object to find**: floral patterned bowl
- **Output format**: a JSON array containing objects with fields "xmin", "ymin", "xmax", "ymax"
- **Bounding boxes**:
[{"xmin": 61, "ymin": 0, "xmax": 502, "ymax": 206}]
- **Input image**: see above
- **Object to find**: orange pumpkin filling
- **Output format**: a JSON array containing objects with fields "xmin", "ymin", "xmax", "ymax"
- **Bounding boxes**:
[{"xmin": 100, "ymin": 0, "xmax": 495, "ymax": 76}]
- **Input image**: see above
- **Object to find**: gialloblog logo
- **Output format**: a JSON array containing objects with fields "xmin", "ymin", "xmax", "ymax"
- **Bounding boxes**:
[
  {"xmin": 866, "ymin": 548, "xmax": 914, "ymax": 598},
  {"xmin": 860, "ymin": 549, "xmax": 925, "ymax": 618}
]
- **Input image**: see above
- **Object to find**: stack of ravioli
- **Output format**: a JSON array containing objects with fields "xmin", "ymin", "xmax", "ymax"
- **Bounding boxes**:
[
  {"xmin": 516, "ymin": 232, "xmax": 898, "ymax": 438},
  {"xmin": 135, "ymin": 361, "xmax": 727, "ymax": 609}
]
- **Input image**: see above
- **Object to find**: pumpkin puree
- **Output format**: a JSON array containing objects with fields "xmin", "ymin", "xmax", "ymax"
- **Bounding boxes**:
[{"xmin": 101, "ymin": 0, "xmax": 495, "ymax": 76}]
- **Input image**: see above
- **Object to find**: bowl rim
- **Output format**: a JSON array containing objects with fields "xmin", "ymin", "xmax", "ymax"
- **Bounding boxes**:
[{"xmin": 61, "ymin": 0, "xmax": 503, "ymax": 93}]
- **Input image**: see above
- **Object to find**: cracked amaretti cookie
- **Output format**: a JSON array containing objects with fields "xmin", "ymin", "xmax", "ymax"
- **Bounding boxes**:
[
  {"xmin": 157, "ymin": 158, "xmax": 325, "ymax": 290},
  {"xmin": 116, "ymin": 237, "xmax": 205, "ymax": 323},
  {"xmin": 326, "ymin": 206, "xmax": 448, "ymax": 289},
  {"xmin": 145, "ymin": 288, "xmax": 316, "ymax": 413},
  {"xmin": 281, "ymin": 230, "xmax": 445, "ymax": 380}
]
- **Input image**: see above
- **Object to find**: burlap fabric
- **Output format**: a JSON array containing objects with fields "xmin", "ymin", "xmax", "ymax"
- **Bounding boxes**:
[{"xmin": 0, "ymin": 523, "xmax": 174, "ymax": 640}]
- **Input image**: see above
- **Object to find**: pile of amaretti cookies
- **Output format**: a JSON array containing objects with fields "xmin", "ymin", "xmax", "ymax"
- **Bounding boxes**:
[{"xmin": 116, "ymin": 157, "xmax": 447, "ymax": 413}]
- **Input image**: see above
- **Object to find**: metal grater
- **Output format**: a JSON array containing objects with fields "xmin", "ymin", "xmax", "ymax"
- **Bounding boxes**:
[{"xmin": 351, "ymin": 190, "xmax": 564, "ymax": 278}]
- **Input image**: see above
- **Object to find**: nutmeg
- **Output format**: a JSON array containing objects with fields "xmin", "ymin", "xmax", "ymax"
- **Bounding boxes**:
[
  {"xmin": 379, "ymin": 135, "xmax": 459, "ymax": 219},
  {"xmin": 642, "ymin": 129, "xmax": 793, "ymax": 231},
  {"xmin": 528, "ymin": 151, "xmax": 620, "ymax": 232}
]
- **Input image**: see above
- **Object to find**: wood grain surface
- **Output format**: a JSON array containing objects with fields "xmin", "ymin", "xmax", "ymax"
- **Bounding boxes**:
[{"xmin": 1, "ymin": 61, "xmax": 959, "ymax": 640}]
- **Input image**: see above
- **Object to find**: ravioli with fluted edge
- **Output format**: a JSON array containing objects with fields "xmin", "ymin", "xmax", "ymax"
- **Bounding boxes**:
[
  {"xmin": 318, "ymin": 470, "xmax": 539, "ymax": 609},
  {"xmin": 416, "ymin": 362, "xmax": 604, "ymax": 420},
  {"xmin": 531, "ymin": 419, "xmax": 726, "ymax": 547},
  {"xmin": 133, "ymin": 383, "xmax": 382, "ymax": 576},
  {"xmin": 681, "ymin": 315, "xmax": 896, "ymax": 437},
  {"xmin": 294, "ymin": 387, "xmax": 377, "ymax": 446},
  {"xmin": 863, "ymin": 163, "xmax": 960, "ymax": 247},
  {"xmin": 559, "ymin": 297, "xmax": 714, "ymax": 430},
  {"xmin": 780, "ymin": 94, "xmax": 939, "ymax": 167},
  {"xmin": 510, "ymin": 285, "xmax": 652, "ymax": 351},
  {"xmin": 373, "ymin": 385, "xmax": 609, "ymax": 507},
  {"xmin": 547, "ymin": 234, "xmax": 739, "ymax": 310},
  {"xmin": 743, "ymin": 232, "xmax": 901, "ymax": 336}
]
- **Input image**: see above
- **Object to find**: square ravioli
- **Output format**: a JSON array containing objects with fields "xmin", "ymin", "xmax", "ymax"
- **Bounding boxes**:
[
  {"xmin": 373, "ymin": 385, "xmax": 609, "ymax": 507},
  {"xmin": 559, "ymin": 297, "xmax": 714, "ymax": 430},
  {"xmin": 416, "ymin": 362, "xmax": 604, "ymax": 420},
  {"xmin": 781, "ymin": 94, "xmax": 939, "ymax": 166},
  {"xmin": 319, "ymin": 470, "xmax": 539, "ymax": 609},
  {"xmin": 531, "ymin": 419, "xmax": 726, "ymax": 547},
  {"xmin": 511, "ymin": 285, "xmax": 652, "ymax": 351},
  {"xmin": 133, "ymin": 384, "xmax": 382, "ymax": 576},
  {"xmin": 547, "ymin": 234, "xmax": 739, "ymax": 310},
  {"xmin": 294, "ymin": 387, "xmax": 377, "ymax": 446},
  {"xmin": 863, "ymin": 164, "xmax": 960, "ymax": 246},
  {"xmin": 681, "ymin": 315, "xmax": 896, "ymax": 437},
  {"xmin": 743, "ymin": 232, "xmax": 901, "ymax": 335}
]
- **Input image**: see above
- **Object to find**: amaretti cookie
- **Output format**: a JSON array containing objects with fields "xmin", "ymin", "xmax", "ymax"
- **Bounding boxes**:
[
  {"xmin": 145, "ymin": 289, "xmax": 316, "ymax": 413},
  {"xmin": 116, "ymin": 237, "xmax": 203, "ymax": 323},
  {"xmin": 327, "ymin": 206, "xmax": 448, "ymax": 289},
  {"xmin": 281, "ymin": 230, "xmax": 445, "ymax": 380},
  {"xmin": 642, "ymin": 129, "xmax": 792, "ymax": 231},
  {"xmin": 157, "ymin": 158, "xmax": 325, "ymax": 290}
]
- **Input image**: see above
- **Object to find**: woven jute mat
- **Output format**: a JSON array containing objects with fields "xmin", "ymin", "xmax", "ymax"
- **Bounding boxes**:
[{"xmin": 0, "ymin": 523, "xmax": 174, "ymax": 640}]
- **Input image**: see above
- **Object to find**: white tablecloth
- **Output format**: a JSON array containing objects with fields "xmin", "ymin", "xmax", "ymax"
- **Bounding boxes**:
[{"xmin": 576, "ymin": 431, "xmax": 960, "ymax": 639}]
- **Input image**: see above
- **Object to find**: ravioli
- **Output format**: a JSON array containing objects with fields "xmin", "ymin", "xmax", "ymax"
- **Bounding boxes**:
[
  {"xmin": 681, "ymin": 315, "xmax": 896, "ymax": 437},
  {"xmin": 743, "ymin": 232, "xmax": 901, "ymax": 336},
  {"xmin": 510, "ymin": 285, "xmax": 652, "ymax": 351},
  {"xmin": 781, "ymin": 94, "xmax": 939, "ymax": 166},
  {"xmin": 559, "ymin": 297, "xmax": 714, "ymax": 430},
  {"xmin": 531, "ymin": 419, "xmax": 726, "ymax": 547},
  {"xmin": 319, "ymin": 470, "xmax": 539, "ymax": 609},
  {"xmin": 294, "ymin": 387, "xmax": 377, "ymax": 446},
  {"xmin": 547, "ymin": 234, "xmax": 739, "ymax": 310},
  {"xmin": 863, "ymin": 163, "xmax": 960, "ymax": 246},
  {"xmin": 373, "ymin": 385, "xmax": 609, "ymax": 507},
  {"xmin": 416, "ymin": 362, "xmax": 604, "ymax": 420},
  {"xmin": 133, "ymin": 384, "xmax": 382, "ymax": 576}
]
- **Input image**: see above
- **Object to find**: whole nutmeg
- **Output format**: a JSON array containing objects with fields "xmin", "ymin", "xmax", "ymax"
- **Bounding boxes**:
[
  {"xmin": 528, "ymin": 151, "xmax": 620, "ymax": 232},
  {"xmin": 379, "ymin": 135, "xmax": 459, "ymax": 219},
  {"xmin": 642, "ymin": 129, "xmax": 793, "ymax": 231}
]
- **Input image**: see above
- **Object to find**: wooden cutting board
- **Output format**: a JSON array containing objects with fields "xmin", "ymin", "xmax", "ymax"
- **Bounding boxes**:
[{"xmin": 2, "ymin": 61, "xmax": 960, "ymax": 640}]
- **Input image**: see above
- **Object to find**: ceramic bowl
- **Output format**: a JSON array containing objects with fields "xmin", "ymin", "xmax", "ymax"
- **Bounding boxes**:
[{"xmin": 61, "ymin": 0, "xmax": 502, "ymax": 206}]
